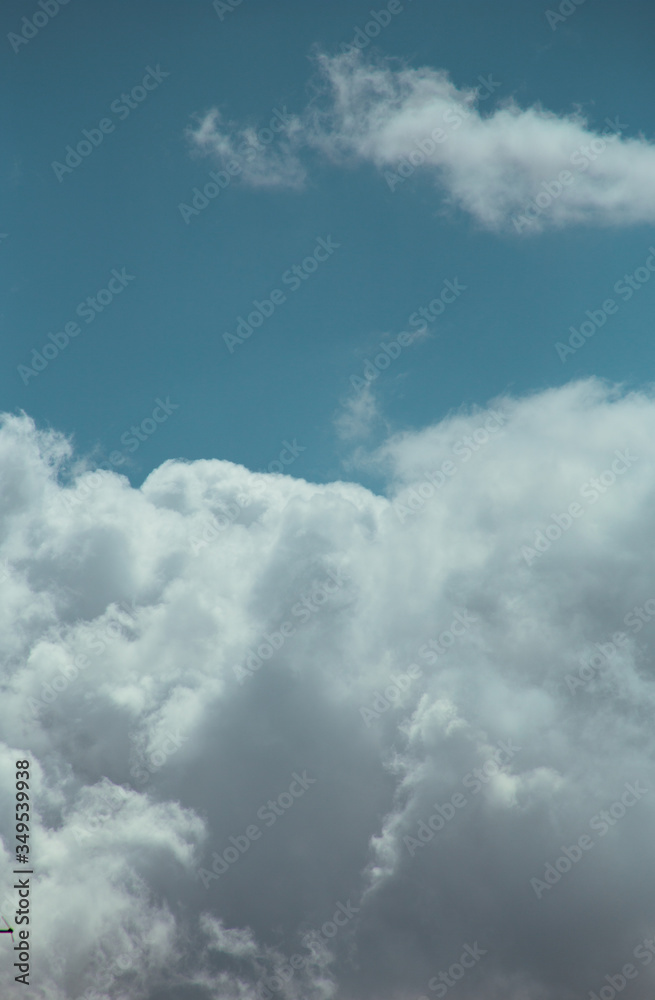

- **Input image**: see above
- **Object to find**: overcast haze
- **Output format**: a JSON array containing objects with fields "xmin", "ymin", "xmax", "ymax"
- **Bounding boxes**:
[{"xmin": 2, "ymin": 2, "xmax": 655, "ymax": 999}]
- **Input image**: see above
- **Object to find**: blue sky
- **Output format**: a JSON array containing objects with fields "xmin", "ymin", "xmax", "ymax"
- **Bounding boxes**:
[{"xmin": 3, "ymin": 0, "xmax": 655, "ymax": 490}]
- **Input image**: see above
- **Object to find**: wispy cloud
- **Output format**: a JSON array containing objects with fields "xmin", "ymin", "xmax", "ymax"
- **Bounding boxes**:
[
  {"xmin": 189, "ymin": 50, "xmax": 655, "ymax": 232},
  {"xmin": 334, "ymin": 384, "xmax": 383, "ymax": 441},
  {"xmin": 187, "ymin": 105, "xmax": 306, "ymax": 188}
]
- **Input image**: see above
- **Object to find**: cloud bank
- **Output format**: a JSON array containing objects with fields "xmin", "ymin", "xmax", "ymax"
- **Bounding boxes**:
[
  {"xmin": 3, "ymin": 379, "xmax": 655, "ymax": 998},
  {"xmin": 188, "ymin": 51, "xmax": 655, "ymax": 232}
]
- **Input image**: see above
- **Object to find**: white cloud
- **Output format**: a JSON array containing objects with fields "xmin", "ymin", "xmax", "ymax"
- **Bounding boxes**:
[
  {"xmin": 190, "ymin": 50, "xmax": 655, "ymax": 232},
  {"xmin": 310, "ymin": 51, "xmax": 655, "ymax": 231},
  {"xmin": 3, "ymin": 383, "xmax": 655, "ymax": 998},
  {"xmin": 333, "ymin": 384, "xmax": 385, "ymax": 441},
  {"xmin": 187, "ymin": 107, "xmax": 306, "ymax": 189}
]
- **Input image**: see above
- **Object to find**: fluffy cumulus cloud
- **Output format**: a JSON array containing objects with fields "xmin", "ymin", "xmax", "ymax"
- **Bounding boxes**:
[
  {"xmin": 3, "ymin": 379, "xmax": 655, "ymax": 999},
  {"xmin": 188, "ymin": 50, "xmax": 655, "ymax": 232}
]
